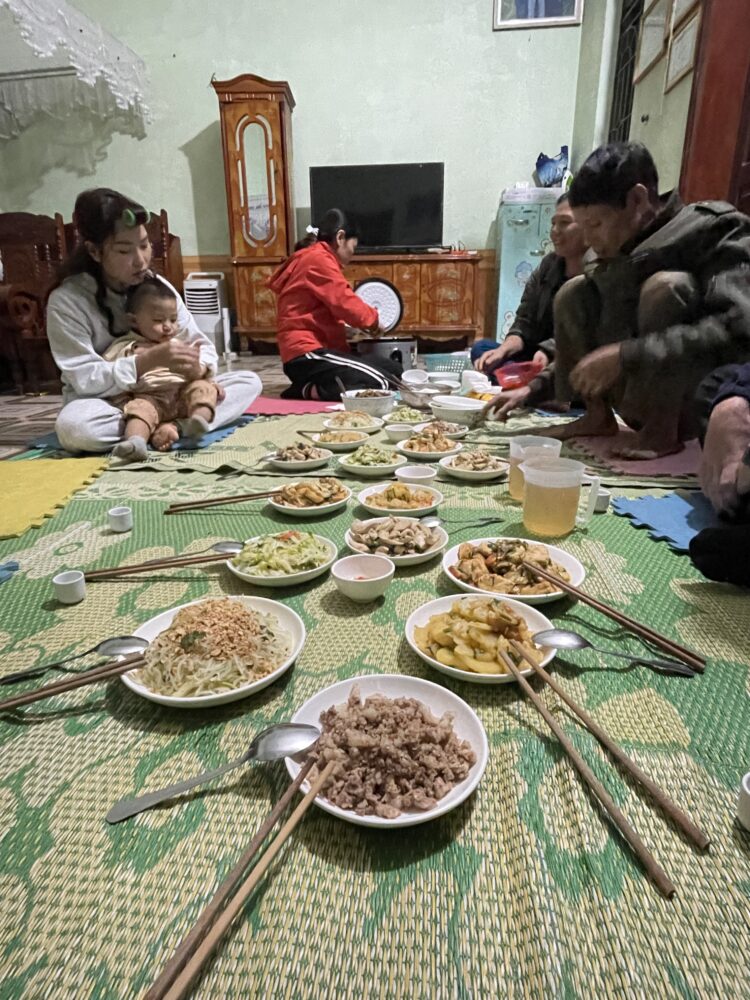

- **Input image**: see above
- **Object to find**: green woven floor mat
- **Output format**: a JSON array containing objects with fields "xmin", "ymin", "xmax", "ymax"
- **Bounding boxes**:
[{"xmin": 1, "ymin": 476, "xmax": 749, "ymax": 998}]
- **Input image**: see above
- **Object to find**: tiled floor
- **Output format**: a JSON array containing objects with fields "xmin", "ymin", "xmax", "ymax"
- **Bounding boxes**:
[{"xmin": 0, "ymin": 355, "xmax": 288, "ymax": 459}]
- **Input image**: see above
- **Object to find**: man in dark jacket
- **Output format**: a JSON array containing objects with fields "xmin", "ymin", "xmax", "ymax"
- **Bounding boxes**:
[{"xmin": 541, "ymin": 142, "xmax": 750, "ymax": 458}]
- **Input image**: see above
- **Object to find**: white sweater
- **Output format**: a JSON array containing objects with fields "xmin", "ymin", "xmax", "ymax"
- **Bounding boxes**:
[{"xmin": 46, "ymin": 272, "xmax": 218, "ymax": 403}]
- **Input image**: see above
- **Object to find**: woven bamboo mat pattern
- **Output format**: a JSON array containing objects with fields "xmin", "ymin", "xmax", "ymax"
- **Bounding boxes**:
[{"xmin": 0, "ymin": 457, "xmax": 749, "ymax": 998}]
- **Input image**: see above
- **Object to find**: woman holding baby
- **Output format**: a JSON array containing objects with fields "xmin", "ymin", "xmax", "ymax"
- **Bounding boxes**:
[{"xmin": 47, "ymin": 188, "xmax": 261, "ymax": 457}]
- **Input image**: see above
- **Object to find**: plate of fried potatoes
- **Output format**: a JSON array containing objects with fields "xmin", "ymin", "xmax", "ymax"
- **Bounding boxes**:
[
  {"xmin": 405, "ymin": 594, "xmax": 555, "ymax": 684},
  {"xmin": 268, "ymin": 478, "xmax": 351, "ymax": 518}
]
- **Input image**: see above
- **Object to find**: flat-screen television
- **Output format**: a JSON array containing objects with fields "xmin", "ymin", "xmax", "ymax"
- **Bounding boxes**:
[{"xmin": 309, "ymin": 162, "xmax": 444, "ymax": 252}]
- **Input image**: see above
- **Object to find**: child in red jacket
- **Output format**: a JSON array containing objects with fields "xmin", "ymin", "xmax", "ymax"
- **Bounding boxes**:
[{"xmin": 268, "ymin": 208, "xmax": 402, "ymax": 400}]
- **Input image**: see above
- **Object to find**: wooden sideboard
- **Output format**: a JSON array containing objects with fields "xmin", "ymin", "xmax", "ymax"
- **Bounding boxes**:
[{"xmin": 230, "ymin": 252, "xmax": 486, "ymax": 346}]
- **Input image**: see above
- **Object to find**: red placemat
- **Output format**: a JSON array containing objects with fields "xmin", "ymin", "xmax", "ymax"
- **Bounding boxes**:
[{"xmin": 245, "ymin": 397, "xmax": 338, "ymax": 415}]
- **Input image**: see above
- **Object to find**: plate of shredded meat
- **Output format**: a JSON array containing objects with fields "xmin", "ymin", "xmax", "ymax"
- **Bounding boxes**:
[
  {"xmin": 286, "ymin": 675, "xmax": 488, "ymax": 827},
  {"xmin": 123, "ymin": 596, "xmax": 305, "ymax": 708}
]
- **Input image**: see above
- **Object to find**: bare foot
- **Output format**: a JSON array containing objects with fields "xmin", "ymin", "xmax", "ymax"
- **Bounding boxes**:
[
  {"xmin": 151, "ymin": 422, "xmax": 180, "ymax": 452},
  {"xmin": 536, "ymin": 402, "xmax": 618, "ymax": 441},
  {"xmin": 611, "ymin": 438, "xmax": 684, "ymax": 460},
  {"xmin": 700, "ymin": 396, "xmax": 750, "ymax": 514}
]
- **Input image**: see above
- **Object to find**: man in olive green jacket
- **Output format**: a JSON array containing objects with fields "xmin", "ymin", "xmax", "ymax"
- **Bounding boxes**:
[{"xmin": 544, "ymin": 141, "xmax": 750, "ymax": 458}]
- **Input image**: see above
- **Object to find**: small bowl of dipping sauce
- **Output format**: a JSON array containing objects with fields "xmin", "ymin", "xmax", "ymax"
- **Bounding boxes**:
[
  {"xmin": 331, "ymin": 554, "xmax": 395, "ymax": 602},
  {"xmin": 395, "ymin": 465, "xmax": 438, "ymax": 485}
]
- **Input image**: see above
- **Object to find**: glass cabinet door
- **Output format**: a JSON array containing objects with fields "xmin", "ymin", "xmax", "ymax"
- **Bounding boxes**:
[{"xmin": 224, "ymin": 104, "xmax": 288, "ymax": 258}]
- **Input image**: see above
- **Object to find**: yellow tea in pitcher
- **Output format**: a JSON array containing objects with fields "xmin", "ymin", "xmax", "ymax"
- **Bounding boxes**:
[
  {"xmin": 522, "ymin": 482, "xmax": 581, "ymax": 536},
  {"xmin": 508, "ymin": 437, "xmax": 562, "ymax": 502},
  {"xmin": 508, "ymin": 457, "xmax": 524, "ymax": 500}
]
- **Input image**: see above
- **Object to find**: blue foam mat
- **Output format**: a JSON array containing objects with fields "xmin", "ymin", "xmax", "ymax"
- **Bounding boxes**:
[{"xmin": 611, "ymin": 490, "xmax": 720, "ymax": 553}]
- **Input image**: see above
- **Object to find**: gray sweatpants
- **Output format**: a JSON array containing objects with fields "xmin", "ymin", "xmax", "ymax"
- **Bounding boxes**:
[{"xmin": 55, "ymin": 370, "xmax": 262, "ymax": 453}]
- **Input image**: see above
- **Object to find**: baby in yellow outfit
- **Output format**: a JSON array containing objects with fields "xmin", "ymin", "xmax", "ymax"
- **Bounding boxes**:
[{"xmin": 106, "ymin": 278, "xmax": 219, "ymax": 460}]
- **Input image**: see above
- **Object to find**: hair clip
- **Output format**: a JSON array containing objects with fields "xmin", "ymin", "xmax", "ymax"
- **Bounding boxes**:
[
  {"xmin": 121, "ymin": 208, "xmax": 137, "ymax": 227},
  {"xmin": 305, "ymin": 225, "xmax": 319, "ymax": 236}
]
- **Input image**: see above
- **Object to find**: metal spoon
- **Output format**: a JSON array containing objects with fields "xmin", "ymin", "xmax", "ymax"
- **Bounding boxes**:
[
  {"xmin": 105, "ymin": 723, "xmax": 321, "ymax": 824},
  {"xmin": 534, "ymin": 628, "xmax": 697, "ymax": 678},
  {"xmin": 0, "ymin": 635, "xmax": 150, "ymax": 686},
  {"xmin": 142, "ymin": 540, "xmax": 244, "ymax": 564},
  {"xmin": 420, "ymin": 515, "xmax": 500, "ymax": 530}
]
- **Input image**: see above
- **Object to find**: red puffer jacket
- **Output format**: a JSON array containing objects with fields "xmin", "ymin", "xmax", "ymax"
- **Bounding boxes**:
[{"xmin": 268, "ymin": 241, "xmax": 379, "ymax": 364}]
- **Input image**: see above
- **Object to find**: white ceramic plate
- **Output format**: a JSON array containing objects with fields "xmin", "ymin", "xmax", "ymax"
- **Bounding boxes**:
[
  {"xmin": 344, "ymin": 517, "xmax": 449, "ymax": 567},
  {"xmin": 438, "ymin": 454, "xmax": 509, "ymax": 482},
  {"xmin": 307, "ymin": 432, "xmax": 369, "ymax": 453},
  {"xmin": 323, "ymin": 416, "xmax": 383, "ymax": 434},
  {"xmin": 337, "ymin": 454, "xmax": 408, "ymax": 479},
  {"xmin": 267, "ymin": 482, "xmax": 352, "ymax": 519},
  {"xmin": 441, "ymin": 536, "xmax": 586, "ymax": 605},
  {"xmin": 405, "ymin": 595, "xmax": 555, "ymax": 685},
  {"xmin": 122, "ymin": 596, "xmax": 305, "ymax": 708},
  {"xmin": 414, "ymin": 421, "xmax": 468, "ymax": 440},
  {"xmin": 227, "ymin": 534, "xmax": 338, "ymax": 588},
  {"xmin": 357, "ymin": 482, "xmax": 444, "ymax": 516},
  {"xmin": 388, "ymin": 411, "xmax": 427, "ymax": 425},
  {"xmin": 286, "ymin": 674, "xmax": 489, "ymax": 828},
  {"xmin": 396, "ymin": 440, "xmax": 463, "ymax": 462},
  {"xmin": 265, "ymin": 449, "xmax": 332, "ymax": 472}
]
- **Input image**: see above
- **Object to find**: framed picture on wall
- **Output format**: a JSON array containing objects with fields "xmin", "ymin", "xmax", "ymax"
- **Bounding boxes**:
[
  {"xmin": 634, "ymin": 0, "xmax": 669, "ymax": 83},
  {"xmin": 492, "ymin": 0, "xmax": 583, "ymax": 31},
  {"xmin": 665, "ymin": 9, "xmax": 701, "ymax": 92},
  {"xmin": 669, "ymin": 0, "xmax": 700, "ymax": 32}
]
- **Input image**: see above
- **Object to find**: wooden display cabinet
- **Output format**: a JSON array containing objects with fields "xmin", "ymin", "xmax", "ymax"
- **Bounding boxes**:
[{"xmin": 212, "ymin": 74, "xmax": 295, "ymax": 340}]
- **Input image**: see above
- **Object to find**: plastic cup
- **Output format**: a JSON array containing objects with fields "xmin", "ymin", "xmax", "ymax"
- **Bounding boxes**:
[
  {"xmin": 519, "ymin": 456, "xmax": 601, "ymax": 537},
  {"xmin": 508, "ymin": 435, "xmax": 562, "ymax": 501}
]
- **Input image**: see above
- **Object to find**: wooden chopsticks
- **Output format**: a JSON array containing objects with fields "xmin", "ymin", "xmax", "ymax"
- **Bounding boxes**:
[
  {"xmin": 510, "ymin": 641, "xmax": 710, "ymax": 851},
  {"xmin": 0, "ymin": 653, "xmax": 145, "ymax": 712},
  {"xmin": 84, "ymin": 552, "xmax": 230, "ymax": 581},
  {"xmin": 144, "ymin": 757, "xmax": 316, "ymax": 1000},
  {"xmin": 164, "ymin": 488, "xmax": 282, "ymax": 515},
  {"xmin": 522, "ymin": 561, "xmax": 706, "ymax": 673},
  {"xmin": 149, "ymin": 760, "xmax": 337, "ymax": 1000},
  {"xmin": 497, "ymin": 649, "xmax": 677, "ymax": 898}
]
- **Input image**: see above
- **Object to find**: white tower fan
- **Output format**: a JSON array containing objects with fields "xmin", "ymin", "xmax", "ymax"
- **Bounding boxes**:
[{"xmin": 183, "ymin": 272, "xmax": 230, "ymax": 354}]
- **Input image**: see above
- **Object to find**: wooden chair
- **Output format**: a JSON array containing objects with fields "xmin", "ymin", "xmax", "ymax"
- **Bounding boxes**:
[{"xmin": 0, "ymin": 212, "xmax": 66, "ymax": 393}]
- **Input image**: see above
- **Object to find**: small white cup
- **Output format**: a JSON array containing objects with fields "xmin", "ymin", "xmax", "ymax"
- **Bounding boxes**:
[
  {"xmin": 53, "ymin": 570, "xmax": 86, "ymax": 604},
  {"xmin": 108, "ymin": 506, "xmax": 133, "ymax": 532},
  {"xmin": 594, "ymin": 488, "xmax": 612, "ymax": 513},
  {"xmin": 738, "ymin": 771, "xmax": 750, "ymax": 832}
]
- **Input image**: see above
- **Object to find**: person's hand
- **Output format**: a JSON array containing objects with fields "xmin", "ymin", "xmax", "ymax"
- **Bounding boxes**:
[
  {"xmin": 532, "ymin": 349, "xmax": 549, "ymax": 368},
  {"xmin": 136, "ymin": 340, "xmax": 202, "ymax": 380},
  {"xmin": 215, "ymin": 382, "xmax": 226, "ymax": 403},
  {"xmin": 474, "ymin": 335, "xmax": 523, "ymax": 371},
  {"xmin": 700, "ymin": 395, "xmax": 750, "ymax": 515},
  {"xmin": 570, "ymin": 344, "xmax": 622, "ymax": 398},
  {"xmin": 484, "ymin": 385, "xmax": 531, "ymax": 421}
]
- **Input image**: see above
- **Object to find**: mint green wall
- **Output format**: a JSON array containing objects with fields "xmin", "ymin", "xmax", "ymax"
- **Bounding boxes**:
[
  {"xmin": 570, "ymin": 0, "xmax": 612, "ymax": 168},
  {"xmin": 0, "ymin": 0, "xmax": 582, "ymax": 253}
]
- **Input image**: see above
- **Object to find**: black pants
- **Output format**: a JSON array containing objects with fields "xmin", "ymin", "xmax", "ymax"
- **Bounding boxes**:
[{"xmin": 281, "ymin": 349, "xmax": 403, "ymax": 401}]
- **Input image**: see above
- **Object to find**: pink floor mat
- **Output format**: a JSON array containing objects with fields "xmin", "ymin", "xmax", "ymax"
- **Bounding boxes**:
[
  {"xmin": 573, "ymin": 430, "xmax": 701, "ymax": 476},
  {"xmin": 245, "ymin": 397, "xmax": 338, "ymax": 415}
]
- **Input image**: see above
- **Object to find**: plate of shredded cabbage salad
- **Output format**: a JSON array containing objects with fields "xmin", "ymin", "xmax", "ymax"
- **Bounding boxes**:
[
  {"xmin": 227, "ymin": 530, "xmax": 338, "ymax": 587},
  {"xmin": 337, "ymin": 444, "xmax": 407, "ymax": 478},
  {"xmin": 122, "ymin": 596, "xmax": 305, "ymax": 708}
]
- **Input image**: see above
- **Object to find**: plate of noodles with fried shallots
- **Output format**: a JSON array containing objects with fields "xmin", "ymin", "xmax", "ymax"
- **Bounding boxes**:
[{"xmin": 121, "ymin": 596, "xmax": 305, "ymax": 707}]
